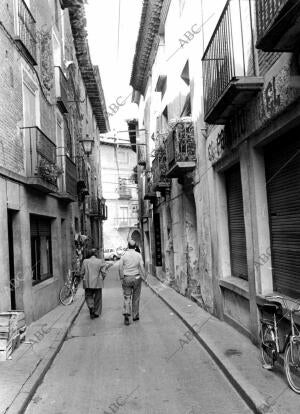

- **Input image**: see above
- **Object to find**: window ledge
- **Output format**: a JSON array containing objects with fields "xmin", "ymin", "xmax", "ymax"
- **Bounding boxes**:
[
  {"xmin": 33, "ymin": 277, "xmax": 57, "ymax": 292},
  {"xmin": 219, "ymin": 277, "xmax": 249, "ymax": 300}
]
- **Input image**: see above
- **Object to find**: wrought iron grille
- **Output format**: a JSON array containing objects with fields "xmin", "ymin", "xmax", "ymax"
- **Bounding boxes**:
[
  {"xmin": 16, "ymin": 0, "xmax": 37, "ymax": 63},
  {"xmin": 166, "ymin": 119, "xmax": 196, "ymax": 169},
  {"xmin": 55, "ymin": 67, "xmax": 69, "ymax": 111},
  {"xmin": 65, "ymin": 155, "xmax": 77, "ymax": 196},
  {"xmin": 23, "ymin": 127, "xmax": 58, "ymax": 186},
  {"xmin": 152, "ymin": 146, "xmax": 170, "ymax": 186},
  {"xmin": 77, "ymin": 156, "xmax": 89, "ymax": 191},
  {"xmin": 137, "ymin": 145, "xmax": 146, "ymax": 166},
  {"xmin": 256, "ymin": 0, "xmax": 287, "ymax": 39},
  {"xmin": 202, "ymin": 0, "xmax": 256, "ymax": 118},
  {"xmin": 118, "ymin": 178, "xmax": 132, "ymax": 199}
]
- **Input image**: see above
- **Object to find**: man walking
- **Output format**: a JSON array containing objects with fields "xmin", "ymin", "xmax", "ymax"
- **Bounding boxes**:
[
  {"xmin": 81, "ymin": 248, "xmax": 107, "ymax": 319},
  {"xmin": 119, "ymin": 240, "xmax": 146, "ymax": 325}
]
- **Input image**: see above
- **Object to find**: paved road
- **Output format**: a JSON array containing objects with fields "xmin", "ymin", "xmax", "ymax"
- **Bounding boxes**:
[{"xmin": 25, "ymin": 263, "xmax": 253, "ymax": 414}]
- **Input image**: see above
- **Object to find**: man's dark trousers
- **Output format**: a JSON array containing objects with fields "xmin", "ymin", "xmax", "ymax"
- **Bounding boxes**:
[{"xmin": 85, "ymin": 288, "xmax": 102, "ymax": 316}]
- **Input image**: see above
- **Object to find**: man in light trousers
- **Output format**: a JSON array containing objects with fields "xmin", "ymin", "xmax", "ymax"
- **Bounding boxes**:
[{"xmin": 119, "ymin": 240, "xmax": 146, "ymax": 325}]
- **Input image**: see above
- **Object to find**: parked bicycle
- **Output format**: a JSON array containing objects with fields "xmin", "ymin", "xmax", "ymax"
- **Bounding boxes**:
[
  {"xmin": 59, "ymin": 269, "xmax": 82, "ymax": 306},
  {"xmin": 260, "ymin": 295, "xmax": 300, "ymax": 393}
]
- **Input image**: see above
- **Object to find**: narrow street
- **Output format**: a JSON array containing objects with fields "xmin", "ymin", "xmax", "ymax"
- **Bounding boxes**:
[{"xmin": 25, "ymin": 263, "xmax": 252, "ymax": 414}]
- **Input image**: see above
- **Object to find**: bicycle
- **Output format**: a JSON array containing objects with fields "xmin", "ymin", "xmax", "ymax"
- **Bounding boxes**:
[
  {"xmin": 59, "ymin": 269, "xmax": 81, "ymax": 306},
  {"xmin": 260, "ymin": 295, "xmax": 300, "ymax": 393}
]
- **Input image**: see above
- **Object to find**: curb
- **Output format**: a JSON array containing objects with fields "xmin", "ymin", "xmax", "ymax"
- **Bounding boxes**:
[
  {"xmin": 144, "ymin": 279, "xmax": 279, "ymax": 414},
  {"xmin": 5, "ymin": 296, "xmax": 85, "ymax": 414}
]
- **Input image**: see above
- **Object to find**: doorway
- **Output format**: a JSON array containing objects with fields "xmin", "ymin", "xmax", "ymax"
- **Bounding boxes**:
[{"xmin": 7, "ymin": 210, "xmax": 17, "ymax": 310}]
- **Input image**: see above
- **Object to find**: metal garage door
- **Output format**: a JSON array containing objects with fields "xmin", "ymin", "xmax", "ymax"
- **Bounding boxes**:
[
  {"xmin": 264, "ymin": 132, "xmax": 300, "ymax": 297},
  {"xmin": 225, "ymin": 164, "xmax": 248, "ymax": 280}
]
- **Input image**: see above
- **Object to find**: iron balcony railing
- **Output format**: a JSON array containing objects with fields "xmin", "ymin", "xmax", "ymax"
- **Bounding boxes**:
[
  {"xmin": 57, "ymin": 153, "xmax": 77, "ymax": 198},
  {"xmin": 137, "ymin": 145, "xmax": 146, "ymax": 166},
  {"xmin": 86, "ymin": 195, "xmax": 99, "ymax": 216},
  {"xmin": 64, "ymin": 118, "xmax": 73, "ymax": 158},
  {"xmin": 99, "ymin": 199, "xmax": 108, "ymax": 220},
  {"xmin": 256, "ymin": 0, "xmax": 287, "ymax": 40},
  {"xmin": 77, "ymin": 156, "xmax": 89, "ymax": 193},
  {"xmin": 15, "ymin": 0, "xmax": 37, "ymax": 65},
  {"xmin": 152, "ymin": 145, "xmax": 171, "ymax": 188},
  {"xmin": 65, "ymin": 155, "xmax": 77, "ymax": 196},
  {"xmin": 114, "ymin": 217, "xmax": 138, "ymax": 228},
  {"xmin": 119, "ymin": 185, "xmax": 132, "ymax": 200},
  {"xmin": 202, "ymin": 0, "xmax": 256, "ymax": 118},
  {"xmin": 166, "ymin": 118, "xmax": 196, "ymax": 170},
  {"xmin": 55, "ymin": 67, "xmax": 69, "ymax": 113},
  {"xmin": 23, "ymin": 127, "xmax": 58, "ymax": 186}
]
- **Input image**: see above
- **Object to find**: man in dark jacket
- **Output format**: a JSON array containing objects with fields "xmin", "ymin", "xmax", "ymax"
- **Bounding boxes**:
[{"xmin": 81, "ymin": 248, "xmax": 107, "ymax": 319}]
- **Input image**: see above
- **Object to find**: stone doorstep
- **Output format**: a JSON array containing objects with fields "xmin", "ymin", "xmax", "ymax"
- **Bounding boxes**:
[
  {"xmin": 144, "ymin": 276, "xmax": 295, "ymax": 414},
  {"xmin": 2, "ymin": 292, "xmax": 85, "ymax": 414}
]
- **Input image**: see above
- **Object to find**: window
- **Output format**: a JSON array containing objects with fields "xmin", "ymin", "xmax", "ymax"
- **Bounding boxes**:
[
  {"xmin": 30, "ymin": 215, "xmax": 53, "ymax": 285},
  {"xmin": 118, "ymin": 150, "xmax": 128, "ymax": 164},
  {"xmin": 120, "ymin": 206, "xmax": 128, "ymax": 225}
]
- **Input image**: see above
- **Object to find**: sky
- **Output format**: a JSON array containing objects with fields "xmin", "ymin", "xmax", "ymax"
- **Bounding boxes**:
[{"xmin": 85, "ymin": 0, "xmax": 143, "ymax": 137}]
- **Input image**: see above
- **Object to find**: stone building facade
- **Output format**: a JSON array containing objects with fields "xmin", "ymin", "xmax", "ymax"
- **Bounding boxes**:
[
  {"xmin": 100, "ymin": 136, "xmax": 140, "ymax": 251},
  {"xmin": 130, "ymin": 0, "xmax": 300, "ymax": 343},
  {"xmin": 0, "ymin": 0, "xmax": 109, "ymax": 323}
]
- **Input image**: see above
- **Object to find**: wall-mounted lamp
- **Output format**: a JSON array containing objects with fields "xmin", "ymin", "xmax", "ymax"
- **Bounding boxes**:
[{"xmin": 80, "ymin": 134, "xmax": 94, "ymax": 157}]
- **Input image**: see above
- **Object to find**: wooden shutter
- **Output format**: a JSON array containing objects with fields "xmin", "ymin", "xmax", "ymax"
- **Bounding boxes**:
[
  {"xmin": 30, "ymin": 215, "xmax": 51, "ymax": 237},
  {"xmin": 225, "ymin": 164, "xmax": 248, "ymax": 279},
  {"xmin": 264, "ymin": 132, "xmax": 300, "ymax": 297}
]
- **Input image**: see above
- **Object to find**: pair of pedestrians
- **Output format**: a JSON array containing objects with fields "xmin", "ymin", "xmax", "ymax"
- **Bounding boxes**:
[{"xmin": 81, "ymin": 241, "xmax": 146, "ymax": 324}]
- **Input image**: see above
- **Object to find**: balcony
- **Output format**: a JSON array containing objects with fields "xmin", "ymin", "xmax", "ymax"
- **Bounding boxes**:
[
  {"xmin": 99, "ymin": 198, "xmax": 108, "ymax": 220},
  {"xmin": 256, "ymin": 0, "xmax": 300, "ymax": 51},
  {"xmin": 165, "ymin": 118, "xmax": 196, "ymax": 178},
  {"xmin": 60, "ymin": 0, "xmax": 86, "ymax": 8},
  {"xmin": 86, "ymin": 196, "xmax": 99, "ymax": 216},
  {"xmin": 57, "ymin": 155, "xmax": 77, "ymax": 202},
  {"xmin": 55, "ymin": 67, "xmax": 69, "ymax": 114},
  {"xmin": 202, "ymin": 0, "xmax": 263, "ymax": 124},
  {"xmin": 137, "ymin": 145, "xmax": 146, "ymax": 166},
  {"xmin": 14, "ymin": 0, "xmax": 37, "ymax": 66},
  {"xmin": 144, "ymin": 174, "xmax": 157, "ymax": 203},
  {"xmin": 152, "ymin": 141, "xmax": 171, "ymax": 192},
  {"xmin": 114, "ymin": 217, "xmax": 138, "ymax": 229},
  {"xmin": 22, "ymin": 127, "xmax": 58, "ymax": 193},
  {"xmin": 77, "ymin": 156, "xmax": 89, "ymax": 197},
  {"xmin": 118, "ymin": 179, "xmax": 132, "ymax": 200}
]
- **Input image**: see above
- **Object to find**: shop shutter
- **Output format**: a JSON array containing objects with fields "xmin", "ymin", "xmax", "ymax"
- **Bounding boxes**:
[
  {"xmin": 225, "ymin": 164, "xmax": 248, "ymax": 280},
  {"xmin": 264, "ymin": 132, "xmax": 300, "ymax": 297}
]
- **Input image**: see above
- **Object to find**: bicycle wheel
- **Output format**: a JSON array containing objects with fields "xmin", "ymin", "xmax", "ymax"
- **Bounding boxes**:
[
  {"xmin": 59, "ymin": 285, "xmax": 74, "ymax": 306},
  {"xmin": 260, "ymin": 324, "xmax": 276, "ymax": 369},
  {"xmin": 284, "ymin": 340, "xmax": 300, "ymax": 394}
]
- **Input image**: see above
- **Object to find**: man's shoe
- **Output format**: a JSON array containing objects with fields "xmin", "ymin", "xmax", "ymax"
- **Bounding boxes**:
[
  {"xmin": 124, "ymin": 316, "xmax": 130, "ymax": 325},
  {"xmin": 133, "ymin": 316, "xmax": 139, "ymax": 321},
  {"xmin": 89, "ymin": 308, "xmax": 95, "ymax": 319},
  {"xmin": 93, "ymin": 314, "xmax": 100, "ymax": 318}
]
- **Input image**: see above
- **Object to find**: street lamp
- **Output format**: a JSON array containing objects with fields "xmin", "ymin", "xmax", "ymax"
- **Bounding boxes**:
[{"xmin": 80, "ymin": 134, "xmax": 94, "ymax": 157}]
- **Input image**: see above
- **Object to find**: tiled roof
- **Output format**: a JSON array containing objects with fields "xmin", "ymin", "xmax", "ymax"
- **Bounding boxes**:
[
  {"xmin": 68, "ymin": 4, "xmax": 110, "ymax": 133},
  {"xmin": 130, "ymin": 0, "xmax": 164, "ymax": 96}
]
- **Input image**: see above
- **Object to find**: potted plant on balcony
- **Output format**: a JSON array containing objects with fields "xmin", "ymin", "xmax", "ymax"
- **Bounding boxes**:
[{"xmin": 37, "ymin": 158, "xmax": 63, "ymax": 186}]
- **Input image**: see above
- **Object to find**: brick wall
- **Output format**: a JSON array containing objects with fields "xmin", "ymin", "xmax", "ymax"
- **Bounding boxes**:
[{"xmin": 0, "ymin": 1, "xmax": 24, "ymax": 173}]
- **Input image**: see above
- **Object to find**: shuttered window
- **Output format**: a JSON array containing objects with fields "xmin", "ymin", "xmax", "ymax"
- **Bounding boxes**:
[
  {"xmin": 225, "ymin": 164, "xmax": 248, "ymax": 280},
  {"xmin": 30, "ymin": 215, "xmax": 53, "ymax": 285},
  {"xmin": 264, "ymin": 133, "xmax": 300, "ymax": 298}
]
